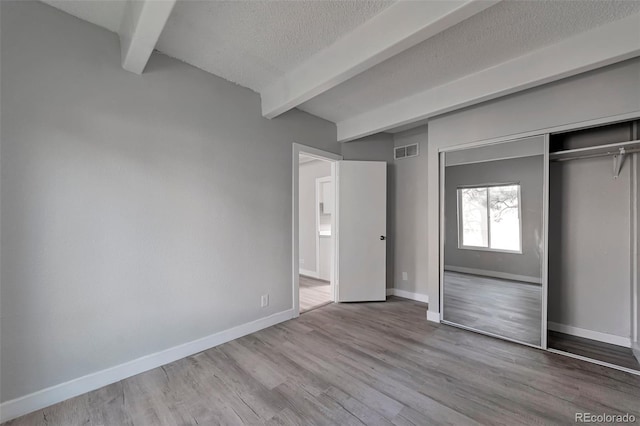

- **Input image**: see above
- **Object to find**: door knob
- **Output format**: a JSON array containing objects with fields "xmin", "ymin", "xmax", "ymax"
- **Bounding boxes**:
[{"xmin": 380, "ymin": 235, "xmax": 386, "ymax": 240}]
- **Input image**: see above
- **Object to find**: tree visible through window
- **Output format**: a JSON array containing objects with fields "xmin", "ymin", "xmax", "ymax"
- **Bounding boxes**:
[{"xmin": 458, "ymin": 184, "xmax": 521, "ymax": 252}]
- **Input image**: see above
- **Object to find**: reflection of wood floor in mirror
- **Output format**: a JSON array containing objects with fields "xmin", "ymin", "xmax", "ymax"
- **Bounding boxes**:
[
  {"xmin": 548, "ymin": 331, "xmax": 640, "ymax": 371},
  {"xmin": 300, "ymin": 275, "xmax": 332, "ymax": 313},
  {"xmin": 443, "ymin": 271, "xmax": 542, "ymax": 346}
]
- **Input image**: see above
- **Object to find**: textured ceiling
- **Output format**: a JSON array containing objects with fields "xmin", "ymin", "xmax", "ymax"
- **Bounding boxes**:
[
  {"xmin": 298, "ymin": 0, "xmax": 640, "ymax": 123},
  {"xmin": 40, "ymin": 0, "xmax": 126, "ymax": 33},
  {"xmin": 156, "ymin": 0, "xmax": 394, "ymax": 92},
  {"xmin": 38, "ymin": 0, "xmax": 640, "ymax": 132}
]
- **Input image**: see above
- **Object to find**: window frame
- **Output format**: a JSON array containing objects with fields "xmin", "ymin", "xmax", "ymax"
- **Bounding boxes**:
[{"xmin": 456, "ymin": 182, "xmax": 523, "ymax": 254}]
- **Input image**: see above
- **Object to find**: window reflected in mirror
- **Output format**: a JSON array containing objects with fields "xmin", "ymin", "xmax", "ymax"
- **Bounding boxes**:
[{"xmin": 458, "ymin": 184, "xmax": 521, "ymax": 252}]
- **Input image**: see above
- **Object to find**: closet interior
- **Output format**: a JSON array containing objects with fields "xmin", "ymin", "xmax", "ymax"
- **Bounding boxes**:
[{"xmin": 548, "ymin": 120, "xmax": 640, "ymax": 373}]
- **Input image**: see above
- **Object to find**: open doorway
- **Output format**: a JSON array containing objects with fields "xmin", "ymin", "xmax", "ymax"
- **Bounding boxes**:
[
  {"xmin": 298, "ymin": 154, "xmax": 334, "ymax": 313},
  {"xmin": 292, "ymin": 144, "xmax": 342, "ymax": 316},
  {"xmin": 292, "ymin": 143, "xmax": 387, "ymax": 316}
]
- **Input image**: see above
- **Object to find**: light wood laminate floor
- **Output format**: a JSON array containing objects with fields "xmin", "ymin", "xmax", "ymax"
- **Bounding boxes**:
[
  {"xmin": 299, "ymin": 275, "xmax": 331, "ymax": 313},
  {"xmin": 5, "ymin": 297, "xmax": 640, "ymax": 425},
  {"xmin": 443, "ymin": 271, "xmax": 542, "ymax": 346}
]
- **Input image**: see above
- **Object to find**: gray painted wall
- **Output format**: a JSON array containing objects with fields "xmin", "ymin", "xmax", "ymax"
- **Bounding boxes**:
[
  {"xmin": 298, "ymin": 160, "xmax": 331, "ymax": 276},
  {"xmin": 425, "ymin": 57, "xmax": 640, "ymax": 313},
  {"xmin": 318, "ymin": 235, "xmax": 332, "ymax": 281},
  {"xmin": 0, "ymin": 1, "xmax": 338, "ymax": 402},
  {"xmin": 445, "ymin": 136, "xmax": 544, "ymax": 167},
  {"xmin": 548, "ymin": 156, "xmax": 632, "ymax": 338},
  {"xmin": 444, "ymin": 156, "xmax": 544, "ymax": 280},
  {"xmin": 342, "ymin": 133, "xmax": 395, "ymax": 289},
  {"xmin": 392, "ymin": 127, "xmax": 428, "ymax": 296}
]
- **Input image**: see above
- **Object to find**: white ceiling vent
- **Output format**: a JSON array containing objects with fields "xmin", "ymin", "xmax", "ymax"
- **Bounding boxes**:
[{"xmin": 394, "ymin": 143, "xmax": 419, "ymax": 160}]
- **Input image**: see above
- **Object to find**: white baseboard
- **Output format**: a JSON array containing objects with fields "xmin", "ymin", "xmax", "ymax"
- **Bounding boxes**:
[
  {"xmin": 445, "ymin": 265, "xmax": 541, "ymax": 285},
  {"xmin": 547, "ymin": 348, "xmax": 640, "ymax": 377},
  {"xmin": 426, "ymin": 310, "xmax": 440, "ymax": 323},
  {"xmin": 0, "ymin": 309, "xmax": 295, "ymax": 423},
  {"xmin": 548, "ymin": 321, "xmax": 631, "ymax": 347},
  {"xmin": 389, "ymin": 288, "xmax": 429, "ymax": 303},
  {"xmin": 299, "ymin": 268, "xmax": 319, "ymax": 279},
  {"xmin": 386, "ymin": 288, "xmax": 394, "ymax": 296}
]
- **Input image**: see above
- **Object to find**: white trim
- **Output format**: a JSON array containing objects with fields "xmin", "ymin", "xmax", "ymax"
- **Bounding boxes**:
[
  {"xmin": 437, "ymin": 113, "xmax": 640, "ymax": 155},
  {"xmin": 386, "ymin": 288, "xmax": 394, "ymax": 296},
  {"xmin": 390, "ymin": 288, "xmax": 429, "ymax": 303},
  {"xmin": 632, "ymin": 150, "xmax": 638, "ymax": 345},
  {"xmin": 541, "ymin": 134, "xmax": 550, "ymax": 350},
  {"xmin": 299, "ymin": 269, "xmax": 319, "ymax": 279},
  {"xmin": 426, "ymin": 310, "xmax": 440, "ymax": 323},
  {"xmin": 119, "ymin": 0, "xmax": 176, "ymax": 74},
  {"xmin": 330, "ymin": 161, "xmax": 338, "ymax": 304},
  {"xmin": 547, "ymin": 348, "xmax": 640, "ymax": 376},
  {"xmin": 547, "ymin": 322, "xmax": 631, "ymax": 348},
  {"xmin": 439, "ymin": 151, "xmax": 446, "ymax": 322},
  {"xmin": 314, "ymin": 177, "xmax": 321, "ymax": 279},
  {"xmin": 261, "ymin": 0, "xmax": 497, "ymax": 118},
  {"xmin": 444, "ymin": 265, "xmax": 541, "ymax": 285},
  {"xmin": 0, "ymin": 309, "xmax": 295, "ymax": 423},
  {"xmin": 337, "ymin": 14, "xmax": 640, "ymax": 142},
  {"xmin": 633, "ymin": 342, "xmax": 640, "ymax": 363},
  {"xmin": 456, "ymin": 244, "xmax": 522, "ymax": 254},
  {"xmin": 292, "ymin": 144, "xmax": 342, "ymax": 318},
  {"xmin": 442, "ymin": 320, "xmax": 543, "ymax": 350}
]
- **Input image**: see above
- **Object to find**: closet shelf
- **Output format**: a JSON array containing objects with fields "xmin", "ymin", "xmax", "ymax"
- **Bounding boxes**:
[{"xmin": 549, "ymin": 139, "xmax": 640, "ymax": 179}]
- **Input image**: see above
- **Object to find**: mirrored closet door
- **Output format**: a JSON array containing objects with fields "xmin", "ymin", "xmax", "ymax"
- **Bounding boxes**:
[{"xmin": 441, "ymin": 135, "xmax": 547, "ymax": 347}]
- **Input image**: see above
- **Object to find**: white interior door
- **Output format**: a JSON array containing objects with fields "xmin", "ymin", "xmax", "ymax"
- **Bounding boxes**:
[{"xmin": 337, "ymin": 161, "xmax": 387, "ymax": 302}]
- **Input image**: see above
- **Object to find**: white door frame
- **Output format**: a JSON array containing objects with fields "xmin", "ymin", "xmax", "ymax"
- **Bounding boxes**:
[{"xmin": 292, "ymin": 143, "xmax": 342, "ymax": 317}]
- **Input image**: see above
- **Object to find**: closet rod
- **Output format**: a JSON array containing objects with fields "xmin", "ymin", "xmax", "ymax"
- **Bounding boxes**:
[
  {"xmin": 550, "ymin": 147, "xmax": 640, "ymax": 162},
  {"xmin": 549, "ymin": 139, "xmax": 640, "ymax": 178},
  {"xmin": 549, "ymin": 139, "xmax": 640, "ymax": 162}
]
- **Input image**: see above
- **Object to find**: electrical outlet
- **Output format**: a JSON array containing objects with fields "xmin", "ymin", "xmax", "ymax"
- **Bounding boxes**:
[
  {"xmin": 261, "ymin": 294, "xmax": 269, "ymax": 308},
  {"xmin": 402, "ymin": 272, "xmax": 408, "ymax": 281}
]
